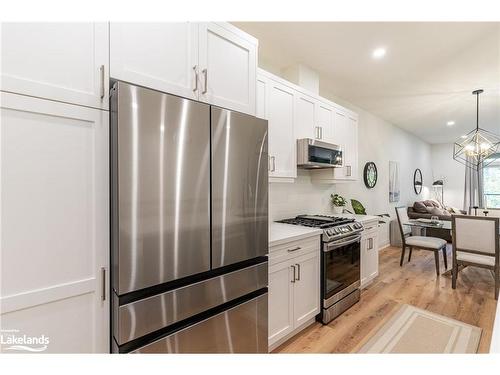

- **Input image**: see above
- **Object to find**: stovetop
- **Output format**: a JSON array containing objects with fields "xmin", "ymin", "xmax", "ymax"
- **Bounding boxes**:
[
  {"xmin": 276, "ymin": 214, "xmax": 363, "ymax": 242},
  {"xmin": 277, "ymin": 214, "xmax": 354, "ymax": 228}
]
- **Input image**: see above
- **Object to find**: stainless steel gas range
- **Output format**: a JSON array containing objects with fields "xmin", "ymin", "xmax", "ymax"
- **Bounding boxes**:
[{"xmin": 277, "ymin": 215, "xmax": 363, "ymax": 324}]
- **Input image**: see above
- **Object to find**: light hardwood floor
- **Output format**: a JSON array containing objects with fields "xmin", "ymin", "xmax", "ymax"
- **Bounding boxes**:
[{"xmin": 274, "ymin": 245, "xmax": 498, "ymax": 353}]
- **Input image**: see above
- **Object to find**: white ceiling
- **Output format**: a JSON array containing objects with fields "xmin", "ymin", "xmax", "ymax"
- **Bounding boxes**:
[{"xmin": 233, "ymin": 22, "xmax": 500, "ymax": 144}]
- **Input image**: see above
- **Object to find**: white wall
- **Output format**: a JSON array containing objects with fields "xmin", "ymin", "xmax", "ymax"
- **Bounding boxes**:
[{"xmin": 430, "ymin": 143, "xmax": 465, "ymax": 209}]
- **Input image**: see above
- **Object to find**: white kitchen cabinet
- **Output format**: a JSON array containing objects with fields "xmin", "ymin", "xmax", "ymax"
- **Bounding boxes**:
[
  {"xmin": 0, "ymin": 93, "xmax": 109, "ymax": 353},
  {"xmin": 256, "ymin": 76, "xmax": 267, "ymax": 119},
  {"xmin": 311, "ymin": 107, "xmax": 359, "ymax": 183},
  {"xmin": 315, "ymin": 101, "xmax": 335, "ymax": 143},
  {"xmin": 110, "ymin": 22, "xmax": 257, "ymax": 115},
  {"xmin": 198, "ymin": 22, "xmax": 257, "ymax": 115},
  {"xmin": 292, "ymin": 251, "xmax": 321, "ymax": 328},
  {"xmin": 110, "ymin": 22, "xmax": 199, "ymax": 100},
  {"xmin": 294, "ymin": 92, "xmax": 316, "ymax": 140},
  {"xmin": 361, "ymin": 220, "xmax": 379, "ymax": 288},
  {"xmin": 259, "ymin": 70, "xmax": 297, "ymax": 181},
  {"xmin": 268, "ymin": 236, "xmax": 320, "ymax": 349},
  {"xmin": 268, "ymin": 261, "xmax": 295, "ymax": 345},
  {"xmin": 333, "ymin": 110, "xmax": 358, "ymax": 180},
  {"xmin": 1, "ymin": 22, "xmax": 109, "ymax": 110}
]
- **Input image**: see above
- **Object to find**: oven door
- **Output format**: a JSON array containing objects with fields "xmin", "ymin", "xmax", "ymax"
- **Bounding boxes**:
[{"xmin": 322, "ymin": 234, "xmax": 361, "ymax": 307}]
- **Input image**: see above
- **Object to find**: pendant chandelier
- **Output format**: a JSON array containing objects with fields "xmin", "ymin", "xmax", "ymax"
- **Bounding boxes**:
[{"xmin": 453, "ymin": 89, "xmax": 500, "ymax": 170}]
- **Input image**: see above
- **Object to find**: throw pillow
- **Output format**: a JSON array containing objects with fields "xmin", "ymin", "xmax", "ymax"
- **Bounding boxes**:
[
  {"xmin": 424, "ymin": 199, "xmax": 440, "ymax": 208},
  {"xmin": 413, "ymin": 201, "xmax": 428, "ymax": 213}
]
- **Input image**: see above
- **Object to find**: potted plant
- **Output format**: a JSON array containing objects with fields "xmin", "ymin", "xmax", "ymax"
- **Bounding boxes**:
[{"xmin": 330, "ymin": 194, "xmax": 346, "ymax": 214}]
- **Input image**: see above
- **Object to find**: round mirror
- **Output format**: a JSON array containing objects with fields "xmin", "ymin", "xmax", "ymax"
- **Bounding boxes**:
[{"xmin": 414, "ymin": 168, "xmax": 423, "ymax": 194}]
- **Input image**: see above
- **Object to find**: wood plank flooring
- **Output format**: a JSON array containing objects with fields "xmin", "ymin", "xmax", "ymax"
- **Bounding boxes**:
[{"xmin": 274, "ymin": 245, "xmax": 498, "ymax": 353}]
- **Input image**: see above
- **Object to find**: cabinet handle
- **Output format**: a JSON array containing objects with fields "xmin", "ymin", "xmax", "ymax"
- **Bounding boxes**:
[
  {"xmin": 101, "ymin": 267, "xmax": 106, "ymax": 301},
  {"xmin": 270, "ymin": 156, "xmax": 276, "ymax": 172},
  {"xmin": 368, "ymin": 238, "xmax": 374, "ymax": 250},
  {"xmin": 320, "ymin": 127, "xmax": 323, "ymax": 140},
  {"xmin": 202, "ymin": 68, "xmax": 208, "ymax": 94},
  {"xmin": 346, "ymin": 165, "xmax": 352, "ymax": 177},
  {"xmin": 99, "ymin": 65, "xmax": 105, "ymax": 99},
  {"xmin": 295, "ymin": 263, "xmax": 301, "ymax": 281},
  {"xmin": 287, "ymin": 246, "xmax": 301, "ymax": 253},
  {"xmin": 315, "ymin": 126, "xmax": 319, "ymax": 139},
  {"xmin": 291, "ymin": 265, "xmax": 296, "ymax": 283},
  {"xmin": 192, "ymin": 65, "xmax": 198, "ymax": 92}
]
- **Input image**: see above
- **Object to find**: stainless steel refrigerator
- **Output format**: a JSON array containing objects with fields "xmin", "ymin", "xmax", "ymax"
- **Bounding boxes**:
[{"xmin": 110, "ymin": 82, "xmax": 268, "ymax": 353}]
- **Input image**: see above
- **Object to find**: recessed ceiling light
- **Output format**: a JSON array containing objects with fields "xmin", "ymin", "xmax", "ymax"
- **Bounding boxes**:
[
  {"xmin": 461, "ymin": 135, "xmax": 467, "ymax": 139},
  {"xmin": 447, "ymin": 121, "xmax": 455, "ymax": 126},
  {"xmin": 372, "ymin": 47, "xmax": 386, "ymax": 59}
]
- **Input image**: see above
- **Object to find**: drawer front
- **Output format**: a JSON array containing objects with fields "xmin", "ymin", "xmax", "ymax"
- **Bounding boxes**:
[
  {"xmin": 132, "ymin": 293, "xmax": 268, "ymax": 353},
  {"xmin": 269, "ymin": 236, "xmax": 320, "ymax": 265},
  {"xmin": 117, "ymin": 262, "xmax": 267, "ymax": 345}
]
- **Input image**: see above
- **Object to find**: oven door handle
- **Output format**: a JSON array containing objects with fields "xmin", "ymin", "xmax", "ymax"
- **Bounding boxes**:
[{"xmin": 324, "ymin": 235, "xmax": 362, "ymax": 252}]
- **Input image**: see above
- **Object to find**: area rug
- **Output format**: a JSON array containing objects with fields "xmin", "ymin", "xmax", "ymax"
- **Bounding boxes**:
[{"xmin": 357, "ymin": 304, "xmax": 482, "ymax": 353}]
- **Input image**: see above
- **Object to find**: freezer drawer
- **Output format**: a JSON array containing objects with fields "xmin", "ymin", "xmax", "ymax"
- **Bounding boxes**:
[
  {"xmin": 211, "ymin": 107, "xmax": 269, "ymax": 268},
  {"xmin": 132, "ymin": 293, "xmax": 268, "ymax": 353},
  {"xmin": 111, "ymin": 82, "xmax": 211, "ymax": 295},
  {"xmin": 116, "ymin": 261, "xmax": 268, "ymax": 345}
]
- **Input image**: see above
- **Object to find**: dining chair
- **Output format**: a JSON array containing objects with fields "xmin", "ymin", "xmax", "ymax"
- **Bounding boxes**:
[
  {"xmin": 451, "ymin": 215, "xmax": 499, "ymax": 300},
  {"xmin": 395, "ymin": 206, "xmax": 448, "ymax": 275}
]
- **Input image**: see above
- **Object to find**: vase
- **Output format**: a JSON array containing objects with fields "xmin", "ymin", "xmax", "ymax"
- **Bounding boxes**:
[{"xmin": 332, "ymin": 206, "xmax": 344, "ymax": 214}]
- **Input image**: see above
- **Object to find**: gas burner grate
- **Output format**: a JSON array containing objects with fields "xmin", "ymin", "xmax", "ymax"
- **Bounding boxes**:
[{"xmin": 276, "ymin": 215, "xmax": 355, "ymax": 228}]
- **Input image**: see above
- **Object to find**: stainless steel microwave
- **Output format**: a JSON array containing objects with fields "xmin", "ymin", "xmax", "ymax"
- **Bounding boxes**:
[{"xmin": 297, "ymin": 138, "xmax": 343, "ymax": 169}]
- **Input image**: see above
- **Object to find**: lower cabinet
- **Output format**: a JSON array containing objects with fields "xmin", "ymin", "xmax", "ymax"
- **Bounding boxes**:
[
  {"xmin": 361, "ymin": 220, "xmax": 379, "ymax": 288},
  {"xmin": 0, "ymin": 92, "xmax": 109, "ymax": 353},
  {"xmin": 268, "ymin": 236, "xmax": 320, "ymax": 349}
]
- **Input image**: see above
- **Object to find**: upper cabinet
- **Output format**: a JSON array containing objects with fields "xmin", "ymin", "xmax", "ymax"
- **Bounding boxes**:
[
  {"xmin": 311, "ymin": 109, "xmax": 358, "ymax": 182},
  {"xmin": 334, "ymin": 112, "xmax": 359, "ymax": 180},
  {"xmin": 294, "ymin": 92, "xmax": 316, "ymax": 140},
  {"xmin": 0, "ymin": 22, "xmax": 109, "ymax": 110},
  {"xmin": 258, "ymin": 70, "xmax": 296, "ymax": 182},
  {"xmin": 315, "ymin": 101, "xmax": 335, "ymax": 143},
  {"xmin": 257, "ymin": 68, "xmax": 359, "ymax": 183},
  {"xmin": 198, "ymin": 23, "xmax": 257, "ymax": 115},
  {"xmin": 110, "ymin": 23, "xmax": 199, "ymax": 101},
  {"xmin": 110, "ymin": 22, "xmax": 257, "ymax": 115}
]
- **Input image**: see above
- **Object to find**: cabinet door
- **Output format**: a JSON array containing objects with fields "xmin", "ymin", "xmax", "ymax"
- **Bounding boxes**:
[
  {"xmin": 316, "ymin": 102, "xmax": 335, "ymax": 142},
  {"xmin": 333, "ymin": 109, "xmax": 349, "ymax": 179},
  {"xmin": 267, "ymin": 80, "xmax": 296, "ymax": 179},
  {"xmin": 256, "ymin": 75, "xmax": 268, "ymax": 120},
  {"xmin": 198, "ymin": 23, "xmax": 257, "ymax": 115},
  {"xmin": 361, "ymin": 231, "xmax": 379, "ymax": 287},
  {"xmin": 295, "ymin": 93, "xmax": 316, "ymax": 140},
  {"xmin": 110, "ymin": 22, "xmax": 198, "ymax": 100},
  {"xmin": 0, "ymin": 93, "xmax": 109, "ymax": 353},
  {"xmin": 346, "ymin": 115, "xmax": 359, "ymax": 179},
  {"xmin": 268, "ymin": 261, "xmax": 294, "ymax": 346},
  {"xmin": 1, "ymin": 22, "xmax": 109, "ymax": 110},
  {"xmin": 292, "ymin": 252, "xmax": 320, "ymax": 328}
]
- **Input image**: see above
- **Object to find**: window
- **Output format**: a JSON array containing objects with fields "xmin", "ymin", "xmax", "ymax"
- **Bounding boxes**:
[{"xmin": 483, "ymin": 158, "xmax": 500, "ymax": 208}]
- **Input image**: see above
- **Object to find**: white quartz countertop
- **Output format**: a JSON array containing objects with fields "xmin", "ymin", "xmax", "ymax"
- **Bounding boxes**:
[{"xmin": 269, "ymin": 223, "xmax": 323, "ymax": 247}]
